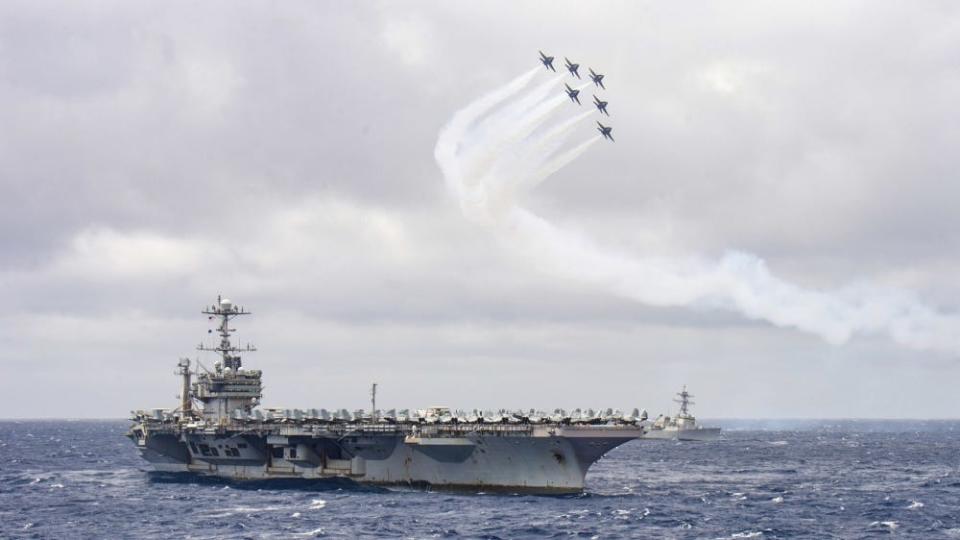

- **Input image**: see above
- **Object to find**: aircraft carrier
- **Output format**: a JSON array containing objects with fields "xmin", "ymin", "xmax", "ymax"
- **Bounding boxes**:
[{"xmin": 127, "ymin": 297, "xmax": 649, "ymax": 493}]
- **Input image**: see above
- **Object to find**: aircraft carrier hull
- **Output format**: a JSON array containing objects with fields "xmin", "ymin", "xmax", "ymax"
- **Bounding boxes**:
[{"xmin": 130, "ymin": 423, "xmax": 643, "ymax": 493}]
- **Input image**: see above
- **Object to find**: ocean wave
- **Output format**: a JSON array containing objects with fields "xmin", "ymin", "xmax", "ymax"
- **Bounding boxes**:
[
  {"xmin": 4, "ymin": 420, "xmax": 960, "ymax": 539},
  {"xmin": 869, "ymin": 520, "xmax": 899, "ymax": 530}
]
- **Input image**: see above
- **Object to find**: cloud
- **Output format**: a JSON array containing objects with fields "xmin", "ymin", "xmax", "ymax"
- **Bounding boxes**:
[
  {"xmin": 53, "ymin": 227, "xmax": 211, "ymax": 280},
  {"xmin": 177, "ymin": 55, "xmax": 245, "ymax": 115},
  {"xmin": 381, "ymin": 16, "xmax": 434, "ymax": 68},
  {"xmin": 1, "ymin": 1, "xmax": 960, "ymax": 418},
  {"xmin": 696, "ymin": 60, "xmax": 768, "ymax": 97}
]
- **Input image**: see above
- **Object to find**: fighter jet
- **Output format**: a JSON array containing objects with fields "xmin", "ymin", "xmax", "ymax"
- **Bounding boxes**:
[
  {"xmin": 539, "ymin": 50, "xmax": 555, "ymax": 72},
  {"xmin": 589, "ymin": 68, "xmax": 605, "ymax": 89},
  {"xmin": 565, "ymin": 57, "xmax": 581, "ymax": 79},
  {"xmin": 593, "ymin": 95, "xmax": 609, "ymax": 116},
  {"xmin": 564, "ymin": 83, "xmax": 581, "ymax": 105},
  {"xmin": 597, "ymin": 121, "xmax": 614, "ymax": 142}
]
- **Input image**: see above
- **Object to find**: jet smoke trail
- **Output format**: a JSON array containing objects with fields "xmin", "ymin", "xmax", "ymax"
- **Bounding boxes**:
[
  {"xmin": 435, "ymin": 67, "xmax": 539, "ymax": 220},
  {"xmin": 435, "ymin": 69, "xmax": 960, "ymax": 354},
  {"xmin": 529, "ymin": 135, "xmax": 600, "ymax": 189},
  {"xmin": 515, "ymin": 110, "xmax": 595, "ymax": 193}
]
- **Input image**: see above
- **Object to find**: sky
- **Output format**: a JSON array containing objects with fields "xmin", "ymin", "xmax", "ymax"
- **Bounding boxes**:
[{"xmin": 1, "ymin": 1, "xmax": 959, "ymax": 418}]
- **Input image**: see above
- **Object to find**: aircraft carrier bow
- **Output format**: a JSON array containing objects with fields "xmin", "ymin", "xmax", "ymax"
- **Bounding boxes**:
[{"xmin": 128, "ymin": 297, "xmax": 648, "ymax": 493}]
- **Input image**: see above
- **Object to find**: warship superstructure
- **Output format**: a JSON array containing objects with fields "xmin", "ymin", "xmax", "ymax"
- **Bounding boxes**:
[
  {"xmin": 128, "ymin": 297, "xmax": 649, "ymax": 493},
  {"xmin": 643, "ymin": 385, "xmax": 720, "ymax": 441}
]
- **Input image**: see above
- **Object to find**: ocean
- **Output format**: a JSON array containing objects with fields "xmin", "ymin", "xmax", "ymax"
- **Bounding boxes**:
[{"xmin": 1, "ymin": 420, "xmax": 958, "ymax": 539}]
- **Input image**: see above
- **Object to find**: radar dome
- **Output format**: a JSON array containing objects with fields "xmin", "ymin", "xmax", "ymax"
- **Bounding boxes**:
[{"xmin": 220, "ymin": 298, "xmax": 233, "ymax": 311}]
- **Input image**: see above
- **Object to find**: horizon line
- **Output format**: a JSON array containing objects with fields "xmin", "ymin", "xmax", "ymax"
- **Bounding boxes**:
[{"xmin": 3, "ymin": 416, "xmax": 960, "ymax": 422}]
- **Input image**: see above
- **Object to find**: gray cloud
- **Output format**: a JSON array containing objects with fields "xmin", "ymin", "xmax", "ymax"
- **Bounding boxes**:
[{"xmin": 1, "ymin": 1, "xmax": 959, "ymax": 418}]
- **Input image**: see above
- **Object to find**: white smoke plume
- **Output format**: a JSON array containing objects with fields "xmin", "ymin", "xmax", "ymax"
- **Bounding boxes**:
[{"xmin": 435, "ymin": 69, "xmax": 960, "ymax": 354}]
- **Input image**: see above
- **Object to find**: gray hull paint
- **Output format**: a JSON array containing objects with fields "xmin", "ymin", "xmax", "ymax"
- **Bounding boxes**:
[
  {"xmin": 642, "ymin": 427, "xmax": 721, "ymax": 442},
  {"xmin": 134, "ymin": 427, "xmax": 642, "ymax": 493},
  {"xmin": 135, "ymin": 433, "xmax": 191, "ymax": 473}
]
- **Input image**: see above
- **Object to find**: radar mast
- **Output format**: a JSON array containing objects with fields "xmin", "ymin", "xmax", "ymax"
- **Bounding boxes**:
[
  {"xmin": 673, "ymin": 385, "xmax": 695, "ymax": 419},
  {"xmin": 198, "ymin": 295, "xmax": 256, "ymax": 372},
  {"xmin": 193, "ymin": 296, "xmax": 263, "ymax": 421}
]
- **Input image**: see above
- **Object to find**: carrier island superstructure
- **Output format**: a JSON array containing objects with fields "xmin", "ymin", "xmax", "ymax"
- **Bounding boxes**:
[{"xmin": 127, "ymin": 297, "xmax": 649, "ymax": 493}]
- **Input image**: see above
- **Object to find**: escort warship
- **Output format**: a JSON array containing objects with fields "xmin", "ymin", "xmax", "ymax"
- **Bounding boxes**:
[
  {"xmin": 643, "ymin": 385, "xmax": 721, "ymax": 441},
  {"xmin": 127, "ymin": 297, "xmax": 649, "ymax": 493}
]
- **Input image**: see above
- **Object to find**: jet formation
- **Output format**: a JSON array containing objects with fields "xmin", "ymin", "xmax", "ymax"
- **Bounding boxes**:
[
  {"xmin": 539, "ymin": 50, "xmax": 555, "ymax": 72},
  {"xmin": 540, "ymin": 51, "xmax": 613, "ymax": 142},
  {"xmin": 564, "ymin": 83, "xmax": 581, "ymax": 105},
  {"xmin": 597, "ymin": 122, "xmax": 614, "ymax": 142},
  {"xmin": 588, "ymin": 68, "xmax": 605, "ymax": 89},
  {"xmin": 593, "ymin": 95, "xmax": 608, "ymax": 116}
]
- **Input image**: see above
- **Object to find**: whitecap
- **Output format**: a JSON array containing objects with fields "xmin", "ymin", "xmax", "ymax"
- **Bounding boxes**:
[
  {"xmin": 309, "ymin": 499, "xmax": 326, "ymax": 510},
  {"xmin": 730, "ymin": 532, "xmax": 763, "ymax": 539},
  {"xmin": 767, "ymin": 440, "xmax": 788, "ymax": 446},
  {"xmin": 291, "ymin": 512, "xmax": 301, "ymax": 518},
  {"xmin": 50, "ymin": 483, "xmax": 64, "ymax": 489},
  {"xmin": 229, "ymin": 506, "xmax": 281, "ymax": 513},
  {"xmin": 294, "ymin": 528, "xmax": 325, "ymax": 537},
  {"xmin": 771, "ymin": 496, "xmax": 784, "ymax": 503},
  {"xmin": 907, "ymin": 500, "xmax": 924, "ymax": 509},
  {"xmin": 869, "ymin": 521, "xmax": 899, "ymax": 530}
]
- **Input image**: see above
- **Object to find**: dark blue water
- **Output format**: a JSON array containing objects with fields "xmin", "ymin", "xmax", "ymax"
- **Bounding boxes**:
[{"xmin": 2, "ymin": 420, "xmax": 959, "ymax": 539}]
